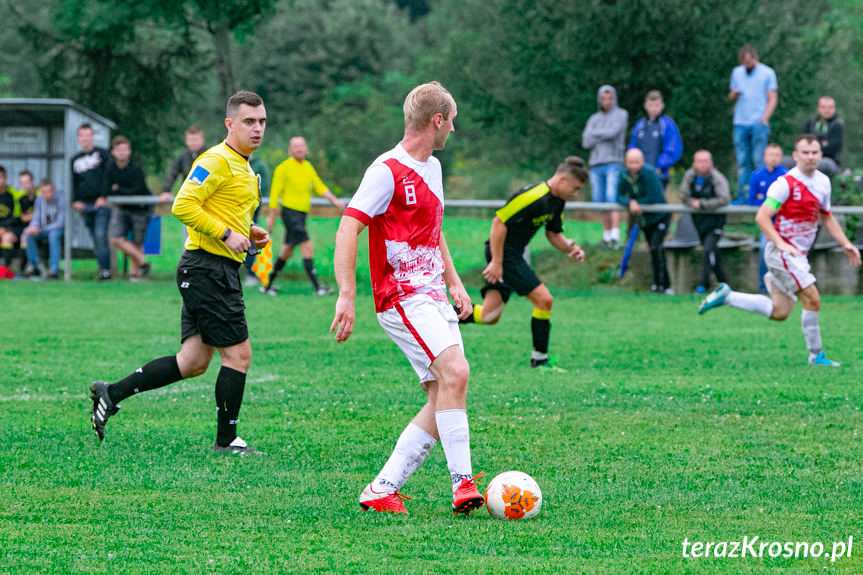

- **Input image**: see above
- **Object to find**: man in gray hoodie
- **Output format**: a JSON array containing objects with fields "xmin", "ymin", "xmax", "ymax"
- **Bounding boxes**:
[{"xmin": 582, "ymin": 85, "xmax": 629, "ymax": 248}]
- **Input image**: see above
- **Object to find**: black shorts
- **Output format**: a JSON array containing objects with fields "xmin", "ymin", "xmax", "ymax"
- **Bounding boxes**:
[
  {"xmin": 177, "ymin": 249, "xmax": 248, "ymax": 348},
  {"xmin": 109, "ymin": 207, "xmax": 151, "ymax": 243},
  {"xmin": 281, "ymin": 208, "xmax": 310, "ymax": 246},
  {"xmin": 479, "ymin": 241, "xmax": 542, "ymax": 303}
]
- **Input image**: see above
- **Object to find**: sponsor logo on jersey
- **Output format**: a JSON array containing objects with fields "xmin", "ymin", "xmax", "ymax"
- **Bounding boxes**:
[{"xmin": 189, "ymin": 165, "xmax": 210, "ymax": 186}]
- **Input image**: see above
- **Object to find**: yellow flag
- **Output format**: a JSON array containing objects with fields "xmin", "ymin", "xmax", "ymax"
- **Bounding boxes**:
[{"xmin": 251, "ymin": 242, "xmax": 273, "ymax": 285}]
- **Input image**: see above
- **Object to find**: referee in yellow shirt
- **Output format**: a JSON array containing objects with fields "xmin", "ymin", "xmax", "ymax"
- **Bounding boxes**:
[
  {"xmin": 88, "ymin": 91, "xmax": 271, "ymax": 455},
  {"xmin": 262, "ymin": 136, "xmax": 345, "ymax": 295}
]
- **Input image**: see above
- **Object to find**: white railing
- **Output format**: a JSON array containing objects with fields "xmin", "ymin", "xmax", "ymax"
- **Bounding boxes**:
[{"xmin": 108, "ymin": 196, "xmax": 863, "ymax": 215}]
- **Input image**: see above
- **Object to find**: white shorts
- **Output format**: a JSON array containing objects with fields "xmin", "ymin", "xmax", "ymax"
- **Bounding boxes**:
[
  {"xmin": 763, "ymin": 241, "xmax": 816, "ymax": 299},
  {"xmin": 377, "ymin": 294, "xmax": 463, "ymax": 388}
]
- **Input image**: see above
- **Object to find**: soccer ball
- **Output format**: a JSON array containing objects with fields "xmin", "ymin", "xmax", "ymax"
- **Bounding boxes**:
[{"xmin": 484, "ymin": 471, "xmax": 542, "ymax": 520}]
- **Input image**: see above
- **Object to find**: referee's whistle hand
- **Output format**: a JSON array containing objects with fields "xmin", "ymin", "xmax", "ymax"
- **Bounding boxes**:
[{"xmin": 225, "ymin": 232, "xmax": 252, "ymax": 254}]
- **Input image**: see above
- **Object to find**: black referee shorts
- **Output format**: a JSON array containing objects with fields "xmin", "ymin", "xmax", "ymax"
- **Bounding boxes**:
[
  {"xmin": 177, "ymin": 249, "xmax": 248, "ymax": 348},
  {"xmin": 281, "ymin": 208, "xmax": 310, "ymax": 246},
  {"xmin": 479, "ymin": 241, "xmax": 542, "ymax": 303}
]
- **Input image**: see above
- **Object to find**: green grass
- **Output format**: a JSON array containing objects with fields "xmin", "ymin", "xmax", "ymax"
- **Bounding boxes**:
[{"xmin": 1, "ymin": 216, "xmax": 861, "ymax": 574}]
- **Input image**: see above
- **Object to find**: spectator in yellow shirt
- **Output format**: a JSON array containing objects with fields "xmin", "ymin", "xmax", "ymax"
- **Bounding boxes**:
[{"xmin": 263, "ymin": 136, "xmax": 345, "ymax": 295}]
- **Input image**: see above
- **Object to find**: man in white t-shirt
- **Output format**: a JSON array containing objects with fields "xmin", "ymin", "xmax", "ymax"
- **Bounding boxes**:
[
  {"xmin": 330, "ymin": 81, "xmax": 485, "ymax": 515},
  {"xmin": 698, "ymin": 135, "xmax": 861, "ymax": 365}
]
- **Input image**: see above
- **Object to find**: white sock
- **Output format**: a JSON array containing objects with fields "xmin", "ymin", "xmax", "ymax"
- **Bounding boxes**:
[
  {"xmin": 610, "ymin": 228, "xmax": 620, "ymax": 242},
  {"xmin": 603, "ymin": 229, "xmax": 611, "ymax": 242},
  {"xmin": 725, "ymin": 291, "xmax": 773, "ymax": 318},
  {"xmin": 531, "ymin": 350, "xmax": 548, "ymax": 361},
  {"xmin": 435, "ymin": 409, "xmax": 473, "ymax": 490},
  {"xmin": 373, "ymin": 423, "xmax": 437, "ymax": 493},
  {"xmin": 801, "ymin": 309, "xmax": 823, "ymax": 359}
]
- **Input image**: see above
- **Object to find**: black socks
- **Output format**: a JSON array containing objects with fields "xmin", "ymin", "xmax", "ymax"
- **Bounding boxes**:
[
  {"xmin": 108, "ymin": 355, "xmax": 183, "ymax": 404},
  {"xmin": 215, "ymin": 366, "xmax": 247, "ymax": 447}
]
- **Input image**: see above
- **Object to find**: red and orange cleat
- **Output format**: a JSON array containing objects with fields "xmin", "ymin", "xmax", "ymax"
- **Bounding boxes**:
[
  {"xmin": 359, "ymin": 483, "xmax": 411, "ymax": 514},
  {"xmin": 452, "ymin": 472, "xmax": 485, "ymax": 515}
]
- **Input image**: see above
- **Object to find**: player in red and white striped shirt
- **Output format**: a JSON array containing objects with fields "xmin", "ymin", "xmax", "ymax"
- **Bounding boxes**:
[
  {"xmin": 330, "ymin": 82, "xmax": 485, "ymax": 515},
  {"xmin": 699, "ymin": 135, "xmax": 861, "ymax": 365}
]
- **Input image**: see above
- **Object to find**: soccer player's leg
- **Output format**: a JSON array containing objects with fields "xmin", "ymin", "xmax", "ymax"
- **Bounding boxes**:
[
  {"xmin": 361, "ymin": 387, "xmax": 439, "ymax": 514},
  {"xmin": 797, "ymin": 284, "xmax": 837, "ymax": 366},
  {"xmin": 459, "ymin": 287, "xmax": 506, "ymax": 325},
  {"xmin": 371, "ymin": 297, "xmax": 483, "ymax": 515},
  {"xmin": 429, "ymin": 346, "xmax": 485, "ymax": 515},
  {"xmin": 299, "ymin": 238, "xmax": 330, "ymax": 295},
  {"xmin": 526, "ymin": 284, "xmax": 562, "ymax": 371}
]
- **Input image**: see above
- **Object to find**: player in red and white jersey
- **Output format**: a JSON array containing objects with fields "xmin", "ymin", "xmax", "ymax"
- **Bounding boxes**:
[
  {"xmin": 699, "ymin": 135, "xmax": 860, "ymax": 366},
  {"xmin": 330, "ymin": 82, "xmax": 485, "ymax": 516}
]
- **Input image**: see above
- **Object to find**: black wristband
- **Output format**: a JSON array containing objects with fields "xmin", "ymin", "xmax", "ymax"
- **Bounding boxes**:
[{"xmin": 221, "ymin": 228, "xmax": 232, "ymax": 242}]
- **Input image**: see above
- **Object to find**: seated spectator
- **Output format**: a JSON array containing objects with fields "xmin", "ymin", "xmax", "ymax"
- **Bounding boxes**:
[
  {"xmin": 0, "ymin": 165, "xmax": 23, "ymax": 279},
  {"xmin": 107, "ymin": 135, "xmax": 154, "ymax": 280},
  {"xmin": 680, "ymin": 151, "xmax": 731, "ymax": 294},
  {"xmin": 24, "ymin": 179, "xmax": 64, "ymax": 280},
  {"xmin": 802, "ymin": 96, "xmax": 843, "ymax": 178},
  {"xmin": 628, "ymin": 90, "xmax": 683, "ymax": 188},
  {"xmin": 618, "ymin": 148, "xmax": 672, "ymax": 294},
  {"xmin": 748, "ymin": 144, "xmax": 787, "ymax": 293},
  {"xmin": 17, "ymin": 170, "xmax": 37, "ymax": 228}
]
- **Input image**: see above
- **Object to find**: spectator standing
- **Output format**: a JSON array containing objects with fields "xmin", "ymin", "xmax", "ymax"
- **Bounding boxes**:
[
  {"xmin": 802, "ymin": 96, "xmax": 843, "ymax": 178},
  {"xmin": 106, "ymin": 135, "xmax": 155, "ymax": 280},
  {"xmin": 680, "ymin": 150, "xmax": 731, "ymax": 293},
  {"xmin": 748, "ymin": 144, "xmax": 787, "ymax": 293},
  {"xmin": 582, "ymin": 85, "xmax": 628, "ymax": 248},
  {"xmin": 162, "ymin": 125, "xmax": 206, "ymax": 195},
  {"xmin": 628, "ymin": 90, "xmax": 683, "ymax": 188},
  {"xmin": 617, "ymin": 149, "xmax": 672, "ymax": 294},
  {"xmin": 71, "ymin": 123, "xmax": 112, "ymax": 280},
  {"xmin": 263, "ymin": 136, "xmax": 345, "ymax": 295},
  {"xmin": 24, "ymin": 178, "xmax": 64, "ymax": 280},
  {"xmin": 729, "ymin": 45, "xmax": 778, "ymax": 204}
]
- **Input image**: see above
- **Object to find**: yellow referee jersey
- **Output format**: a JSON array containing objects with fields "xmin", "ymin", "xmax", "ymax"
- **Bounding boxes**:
[
  {"xmin": 269, "ymin": 157, "xmax": 328, "ymax": 213},
  {"xmin": 172, "ymin": 141, "xmax": 260, "ymax": 262}
]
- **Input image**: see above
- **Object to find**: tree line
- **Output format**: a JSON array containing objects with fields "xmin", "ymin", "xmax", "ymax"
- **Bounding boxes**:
[{"xmin": 1, "ymin": 0, "xmax": 860, "ymax": 197}]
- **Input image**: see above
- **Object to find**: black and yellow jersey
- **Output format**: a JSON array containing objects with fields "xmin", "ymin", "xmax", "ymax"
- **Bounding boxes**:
[
  {"xmin": 0, "ymin": 187, "xmax": 21, "ymax": 228},
  {"xmin": 172, "ymin": 140, "xmax": 260, "ymax": 262},
  {"xmin": 18, "ymin": 191, "xmax": 36, "ymax": 224},
  {"xmin": 494, "ymin": 182, "xmax": 564, "ymax": 254}
]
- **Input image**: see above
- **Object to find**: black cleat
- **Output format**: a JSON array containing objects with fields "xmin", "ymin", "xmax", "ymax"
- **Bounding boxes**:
[
  {"xmin": 89, "ymin": 381, "xmax": 120, "ymax": 441},
  {"xmin": 213, "ymin": 437, "xmax": 267, "ymax": 456}
]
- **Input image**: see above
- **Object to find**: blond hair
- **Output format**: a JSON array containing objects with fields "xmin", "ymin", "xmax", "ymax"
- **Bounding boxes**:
[{"xmin": 403, "ymin": 81, "xmax": 454, "ymax": 131}]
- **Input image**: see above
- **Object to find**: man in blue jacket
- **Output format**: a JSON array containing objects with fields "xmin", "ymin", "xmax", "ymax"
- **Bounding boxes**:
[{"xmin": 628, "ymin": 90, "xmax": 683, "ymax": 189}]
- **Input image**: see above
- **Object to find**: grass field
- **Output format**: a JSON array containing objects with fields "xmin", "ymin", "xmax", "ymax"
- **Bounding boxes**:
[{"xmin": 1, "ymin": 216, "xmax": 862, "ymax": 574}]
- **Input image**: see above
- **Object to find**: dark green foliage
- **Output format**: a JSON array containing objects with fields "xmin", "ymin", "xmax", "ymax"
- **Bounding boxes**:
[{"xmin": 427, "ymin": 0, "xmax": 830, "ymax": 175}]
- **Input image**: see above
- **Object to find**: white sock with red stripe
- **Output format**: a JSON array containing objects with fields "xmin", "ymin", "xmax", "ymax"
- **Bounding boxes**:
[
  {"xmin": 435, "ymin": 409, "xmax": 473, "ymax": 491},
  {"xmin": 801, "ymin": 309, "xmax": 823, "ymax": 360},
  {"xmin": 373, "ymin": 423, "xmax": 437, "ymax": 493},
  {"xmin": 725, "ymin": 291, "xmax": 773, "ymax": 318}
]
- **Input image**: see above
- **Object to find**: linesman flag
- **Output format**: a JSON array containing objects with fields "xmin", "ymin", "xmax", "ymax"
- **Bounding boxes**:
[{"xmin": 252, "ymin": 241, "xmax": 273, "ymax": 285}]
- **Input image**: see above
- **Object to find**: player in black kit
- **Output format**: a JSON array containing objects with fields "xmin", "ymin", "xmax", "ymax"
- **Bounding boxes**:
[{"xmin": 459, "ymin": 157, "xmax": 588, "ymax": 371}]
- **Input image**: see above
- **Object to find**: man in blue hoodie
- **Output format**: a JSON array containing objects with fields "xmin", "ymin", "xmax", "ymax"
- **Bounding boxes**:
[
  {"xmin": 628, "ymin": 91, "xmax": 683, "ymax": 189},
  {"xmin": 582, "ymin": 85, "xmax": 628, "ymax": 248}
]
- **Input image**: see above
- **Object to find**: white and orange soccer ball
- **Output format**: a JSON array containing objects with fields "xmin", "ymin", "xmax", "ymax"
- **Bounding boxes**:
[{"xmin": 484, "ymin": 471, "xmax": 542, "ymax": 520}]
